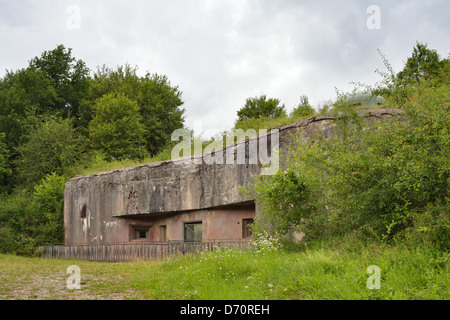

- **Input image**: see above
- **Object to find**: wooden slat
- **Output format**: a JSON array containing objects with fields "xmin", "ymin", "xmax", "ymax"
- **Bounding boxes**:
[{"xmin": 39, "ymin": 240, "xmax": 252, "ymax": 262}]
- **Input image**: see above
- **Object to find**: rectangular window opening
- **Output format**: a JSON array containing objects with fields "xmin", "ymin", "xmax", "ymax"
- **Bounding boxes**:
[
  {"xmin": 134, "ymin": 229, "xmax": 149, "ymax": 240},
  {"xmin": 160, "ymin": 225, "xmax": 167, "ymax": 242},
  {"xmin": 242, "ymin": 218, "xmax": 254, "ymax": 239},
  {"xmin": 184, "ymin": 222, "xmax": 202, "ymax": 242}
]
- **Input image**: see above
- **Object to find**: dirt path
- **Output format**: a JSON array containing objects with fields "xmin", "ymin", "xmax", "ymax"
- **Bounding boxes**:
[{"xmin": 1, "ymin": 274, "xmax": 139, "ymax": 300}]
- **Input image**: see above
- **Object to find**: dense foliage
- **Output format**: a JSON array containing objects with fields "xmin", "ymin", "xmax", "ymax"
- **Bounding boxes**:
[
  {"xmin": 88, "ymin": 93, "xmax": 146, "ymax": 160},
  {"xmin": 235, "ymin": 94, "xmax": 287, "ymax": 125},
  {"xmin": 246, "ymin": 44, "xmax": 449, "ymax": 255},
  {"xmin": 15, "ymin": 115, "xmax": 83, "ymax": 185},
  {"xmin": 290, "ymin": 95, "xmax": 315, "ymax": 119},
  {"xmin": 0, "ymin": 45, "xmax": 186, "ymax": 254}
]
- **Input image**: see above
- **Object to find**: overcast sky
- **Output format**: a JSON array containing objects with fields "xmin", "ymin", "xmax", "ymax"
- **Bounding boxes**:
[{"xmin": 1, "ymin": 0, "xmax": 449, "ymax": 138}]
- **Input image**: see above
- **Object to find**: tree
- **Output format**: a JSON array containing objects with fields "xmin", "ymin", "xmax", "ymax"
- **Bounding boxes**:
[
  {"xmin": 0, "ymin": 68, "xmax": 57, "ymax": 150},
  {"xmin": 80, "ymin": 65, "xmax": 185, "ymax": 156},
  {"xmin": 291, "ymin": 95, "xmax": 315, "ymax": 119},
  {"xmin": 397, "ymin": 42, "xmax": 443, "ymax": 85},
  {"xmin": 0, "ymin": 225, "xmax": 16, "ymax": 253},
  {"xmin": 236, "ymin": 94, "xmax": 286, "ymax": 123},
  {"xmin": 77, "ymin": 64, "xmax": 141, "ymax": 135},
  {"xmin": 0, "ymin": 45, "xmax": 89, "ymax": 190},
  {"xmin": 28, "ymin": 44, "xmax": 90, "ymax": 118},
  {"xmin": 0, "ymin": 132, "xmax": 12, "ymax": 194},
  {"xmin": 88, "ymin": 64, "xmax": 141, "ymax": 98},
  {"xmin": 15, "ymin": 115, "xmax": 82, "ymax": 185},
  {"xmin": 138, "ymin": 73, "xmax": 185, "ymax": 155},
  {"xmin": 0, "ymin": 67, "xmax": 62, "ymax": 192},
  {"xmin": 0, "ymin": 189, "xmax": 35, "ymax": 254},
  {"xmin": 88, "ymin": 93, "xmax": 147, "ymax": 160}
]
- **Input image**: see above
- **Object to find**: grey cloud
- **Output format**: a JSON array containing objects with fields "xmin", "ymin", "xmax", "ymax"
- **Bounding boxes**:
[{"xmin": 0, "ymin": 0, "xmax": 449, "ymax": 137}]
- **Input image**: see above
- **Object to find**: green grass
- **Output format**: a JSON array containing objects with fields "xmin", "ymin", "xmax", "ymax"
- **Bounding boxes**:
[
  {"xmin": 128, "ymin": 244, "xmax": 449, "ymax": 300},
  {"xmin": 76, "ymin": 147, "xmax": 175, "ymax": 176},
  {"xmin": 2, "ymin": 243, "xmax": 447, "ymax": 300}
]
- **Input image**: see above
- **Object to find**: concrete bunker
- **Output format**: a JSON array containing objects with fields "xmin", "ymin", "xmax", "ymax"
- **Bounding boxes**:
[{"xmin": 64, "ymin": 108, "xmax": 400, "ymax": 245}]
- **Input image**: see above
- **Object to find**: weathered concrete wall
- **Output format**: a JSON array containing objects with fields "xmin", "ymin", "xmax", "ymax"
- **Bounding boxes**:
[
  {"xmin": 64, "ymin": 154, "xmax": 260, "ymax": 244},
  {"xmin": 64, "ymin": 108, "xmax": 402, "ymax": 245}
]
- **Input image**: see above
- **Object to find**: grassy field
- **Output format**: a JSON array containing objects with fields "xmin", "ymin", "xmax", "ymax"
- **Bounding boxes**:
[{"xmin": 0, "ymin": 243, "xmax": 448, "ymax": 300}]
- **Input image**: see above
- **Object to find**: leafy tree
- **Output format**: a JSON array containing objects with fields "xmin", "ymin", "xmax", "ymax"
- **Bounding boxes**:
[
  {"xmin": 15, "ymin": 115, "xmax": 82, "ymax": 185},
  {"xmin": 397, "ymin": 42, "xmax": 443, "ymax": 86},
  {"xmin": 80, "ymin": 65, "xmax": 185, "ymax": 155},
  {"xmin": 291, "ymin": 95, "xmax": 315, "ymax": 119},
  {"xmin": 0, "ymin": 68, "xmax": 57, "ymax": 150},
  {"xmin": 0, "ymin": 45, "xmax": 190, "ymax": 252},
  {"xmin": 372, "ymin": 44, "xmax": 448, "ymax": 104},
  {"xmin": 138, "ymin": 73, "xmax": 185, "ymax": 155},
  {"xmin": 0, "ymin": 67, "xmax": 61, "ymax": 192},
  {"xmin": 28, "ymin": 44, "xmax": 90, "ymax": 118},
  {"xmin": 88, "ymin": 93, "xmax": 147, "ymax": 160},
  {"xmin": 0, "ymin": 225, "xmax": 16, "ymax": 253},
  {"xmin": 77, "ymin": 64, "xmax": 141, "ymax": 134},
  {"xmin": 0, "ymin": 133, "xmax": 12, "ymax": 194},
  {"xmin": 88, "ymin": 64, "xmax": 141, "ymax": 98},
  {"xmin": 236, "ymin": 94, "xmax": 286, "ymax": 123},
  {"xmin": 0, "ymin": 45, "xmax": 88, "ymax": 191}
]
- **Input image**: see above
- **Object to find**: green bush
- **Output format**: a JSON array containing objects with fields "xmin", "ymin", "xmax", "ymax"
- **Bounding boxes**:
[
  {"xmin": 236, "ymin": 94, "xmax": 287, "ymax": 123},
  {"xmin": 88, "ymin": 92, "xmax": 147, "ymax": 161},
  {"xmin": 15, "ymin": 115, "xmax": 82, "ymax": 185},
  {"xmin": 0, "ymin": 226, "xmax": 16, "ymax": 253},
  {"xmin": 291, "ymin": 95, "xmax": 315, "ymax": 119},
  {"xmin": 0, "ymin": 190, "xmax": 35, "ymax": 240},
  {"xmin": 403, "ymin": 201, "xmax": 450, "ymax": 252},
  {"xmin": 13, "ymin": 234, "xmax": 41, "ymax": 257},
  {"xmin": 31, "ymin": 172, "xmax": 66, "ymax": 245},
  {"xmin": 0, "ymin": 190, "xmax": 36, "ymax": 255},
  {"xmin": 0, "ymin": 132, "xmax": 12, "ymax": 195},
  {"xmin": 0, "ymin": 173, "xmax": 66, "ymax": 254}
]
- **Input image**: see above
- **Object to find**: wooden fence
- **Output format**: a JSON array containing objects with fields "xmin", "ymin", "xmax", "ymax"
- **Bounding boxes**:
[{"xmin": 39, "ymin": 240, "xmax": 252, "ymax": 262}]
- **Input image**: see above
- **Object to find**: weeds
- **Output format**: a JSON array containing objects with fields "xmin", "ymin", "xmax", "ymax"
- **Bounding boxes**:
[
  {"xmin": 1, "ymin": 240, "xmax": 448, "ymax": 300},
  {"xmin": 127, "ymin": 243, "xmax": 449, "ymax": 300}
]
